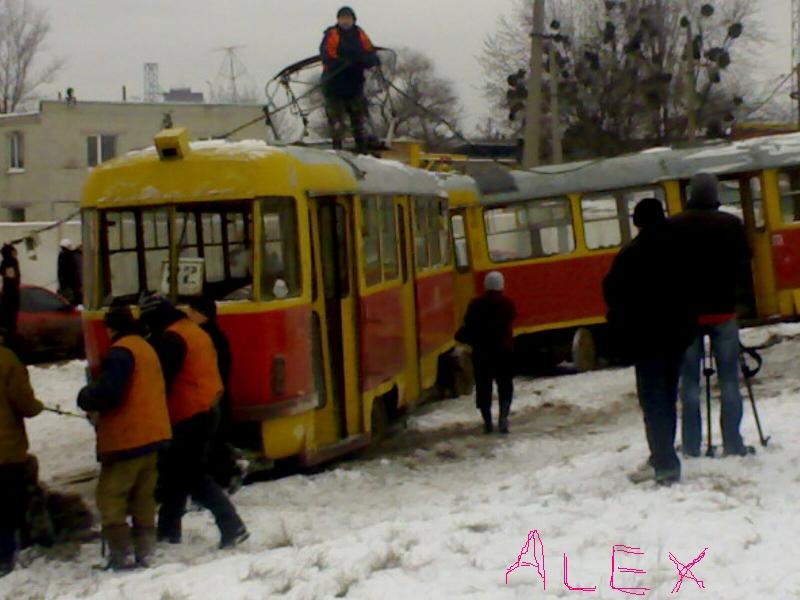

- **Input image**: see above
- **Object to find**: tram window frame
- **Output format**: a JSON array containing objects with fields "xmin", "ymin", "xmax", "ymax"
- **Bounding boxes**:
[
  {"xmin": 778, "ymin": 168, "xmax": 800, "ymax": 225},
  {"xmin": 360, "ymin": 195, "xmax": 401, "ymax": 287},
  {"xmin": 82, "ymin": 209, "xmax": 100, "ymax": 309},
  {"xmin": 716, "ymin": 176, "xmax": 763, "ymax": 230},
  {"xmin": 260, "ymin": 198, "xmax": 301, "ymax": 301},
  {"xmin": 484, "ymin": 196, "xmax": 575, "ymax": 263},
  {"xmin": 413, "ymin": 196, "xmax": 451, "ymax": 271}
]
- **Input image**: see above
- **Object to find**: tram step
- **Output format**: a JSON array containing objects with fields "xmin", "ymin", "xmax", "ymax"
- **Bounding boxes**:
[{"xmin": 302, "ymin": 434, "xmax": 371, "ymax": 467}]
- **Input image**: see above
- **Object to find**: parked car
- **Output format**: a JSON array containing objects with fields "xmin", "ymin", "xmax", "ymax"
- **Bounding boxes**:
[{"xmin": 2, "ymin": 285, "xmax": 84, "ymax": 362}]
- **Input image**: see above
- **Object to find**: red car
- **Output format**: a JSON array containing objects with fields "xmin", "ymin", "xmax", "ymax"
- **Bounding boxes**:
[{"xmin": 10, "ymin": 285, "xmax": 84, "ymax": 362}]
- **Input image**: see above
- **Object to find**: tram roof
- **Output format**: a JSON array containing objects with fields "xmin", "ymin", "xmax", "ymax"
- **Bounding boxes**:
[
  {"xmin": 81, "ymin": 138, "xmax": 443, "ymax": 209},
  {"xmin": 476, "ymin": 132, "xmax": 800, "ymax": 205}
]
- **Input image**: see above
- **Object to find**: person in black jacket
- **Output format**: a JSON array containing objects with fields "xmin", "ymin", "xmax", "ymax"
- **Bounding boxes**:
[
  {"xmin": 671, "ymin": 172, "xmax": 754, "ymax": 457},
  {"xmin": 0, "ymin": 245, "xmax": 20, "ymax": 337},
  {"xmin": 603, "ymin": 198, "xmax": 697, "ymax": 486},
  {"xmin": 460, "ymin": 271, "xmax": 516, "ymax": 434},
  {"xmin": 320, "ymin": 6, "xmax": 379, "ymax": 153},
  {"xmin": 57, "ymin": 239, "xmax": 82, "ymax": 306},
  {"xmin": 186, "ymin": 297, "xmax": 242, "ymax": 492}
]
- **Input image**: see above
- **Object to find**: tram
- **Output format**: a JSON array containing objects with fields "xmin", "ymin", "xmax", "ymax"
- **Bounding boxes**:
[
  {"xmin": 442, "ymin": 133, "xmax": 800, "ymax": 371},
  {"xmin": 81, "ymin": 128, "xmax": 456, "ymax": 466}
]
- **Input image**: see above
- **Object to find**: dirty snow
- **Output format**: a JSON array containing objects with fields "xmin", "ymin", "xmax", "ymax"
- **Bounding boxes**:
[{"xmin": 2, "ymin": 324, "xmax": 800, "ymax": 599}]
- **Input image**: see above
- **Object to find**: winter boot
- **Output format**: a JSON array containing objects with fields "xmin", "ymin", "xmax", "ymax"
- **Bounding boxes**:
[
  {"xmin": 219, "ymin": 523, "xmax": 250, "ymax": 549},
  {"xmin": 103, "ymin": 525, "xmax": 135, "ymax": 571},
  {"xmin": 156, "ymin": 519, "xmax": 181, "ymax": 544},
  {"xmin": 0, "ymin": 559, "xmax": 13, "ymax": 578},
  {"xmin": 498, "ymin": 400, "xmax": 511, "ymax": 435},
  {"xmin": 132, "ymin": 526, "xmax": 156, "ymax": 567},
  {"xmin": 479, "ymin": 406, "xmax": 493, "ymax": 434}
]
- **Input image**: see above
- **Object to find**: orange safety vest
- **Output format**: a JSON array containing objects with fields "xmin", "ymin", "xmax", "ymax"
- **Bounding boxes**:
[
  {"xmin": 165, "ymin": 319, "xmax": 223, "ymax": 424},
  {"xmin": 96, "ymin": 335, "xmax": 172, "ymax": 456}
]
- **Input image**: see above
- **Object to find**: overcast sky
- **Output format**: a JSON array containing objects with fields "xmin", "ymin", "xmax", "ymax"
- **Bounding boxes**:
[{"xmin": 33, "ymin": 0, "xmax": 795, "ymax": 131}]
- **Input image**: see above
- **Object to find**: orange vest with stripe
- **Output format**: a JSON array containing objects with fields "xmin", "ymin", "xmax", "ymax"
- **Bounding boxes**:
[
  {"xmin": 96, "ymin": 335, "xmax": 172, "ymax": 456},
  {"xmin": 165, "ymin": 319, "xmax": 223, "ymax": 424}
]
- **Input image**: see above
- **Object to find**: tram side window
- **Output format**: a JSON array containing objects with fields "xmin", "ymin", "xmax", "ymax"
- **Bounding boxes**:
[
  {"xmin": 413, "ymin": 196, "xmax": 450, "ymax": 271},
  {"xmin": 175, "ymin": 205, "xmax": 254, "ymax": 301},
  {"xmin": 380, "ymin": 198, "xmax": 399, "ymax": 281},
  {"xmin": 485, "ymin": 197, "xmax": 574, "ymax": 262},
  {"xmin": 361, "ymin": 196, "xmax": 382, "ymax": 286},
  {"xmin": 261, "ymin": 198, "xmax": 301, "ymax": 300},
  {"xmin": 581, "ymin": 194, "xmax": 623, "ymax": 250},
  {"xmin": 779, "ymin": 169, "xmax": 800, "ymax": 224},
  {"xmin": 450, "ymin": 213, "xmax": 470, "ymax": 271}
]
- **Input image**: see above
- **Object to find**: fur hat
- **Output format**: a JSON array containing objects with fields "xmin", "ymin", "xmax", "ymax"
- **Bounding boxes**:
[{"xmin": 337, "ymin": 6, "xmax": 356, "ymax": 20}]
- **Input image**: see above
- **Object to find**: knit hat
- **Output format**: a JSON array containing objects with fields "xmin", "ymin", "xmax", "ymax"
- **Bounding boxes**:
[
  {"xmin": 484, "ymin": 271, "xmax": 505, "ymax": 292},
  {"xmin": 687, "ymin": 172, "xmax": 721, "ymax": 209},
  {"xmin": 337, "ymin": 6, "xmax": 356, "ymax": 20},
  {"xmin": 104, "ymin": 307, "xmax": 137, "ymax": 335},
  {"xmin": 60, "ymin": 239, "xmax": 74, "ymax": 250},
  {"xmin": 632, "ymin": 197, "xmax": 665, "ymax": 229}
]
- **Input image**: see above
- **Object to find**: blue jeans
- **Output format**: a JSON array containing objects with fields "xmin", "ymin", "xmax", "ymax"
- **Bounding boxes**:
[
  {"xmin": 635, "ymin": 352, "xmax": 682, "ymax": 479},
  {"xmin": 680, "ymin": 320, "xmax": 746, "ymax": 455}
]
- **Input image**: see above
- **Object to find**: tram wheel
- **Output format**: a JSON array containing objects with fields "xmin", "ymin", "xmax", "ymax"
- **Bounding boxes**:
[{"xmin": 571, "ymin": 327, "xmax": 597, "ymax": 372}]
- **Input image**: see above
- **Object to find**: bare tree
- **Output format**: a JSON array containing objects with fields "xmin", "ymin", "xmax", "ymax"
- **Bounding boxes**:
[
  {"xmin": 367, "ymin": 47, "xmax": 462, "ymax": 149},
  {"xmin": 481, "ymin": 0, "xmax": 765, "ymax": 155},
  {"xmin": 0, "ymin": 0, "xmax": 62, "ymax": 113}
]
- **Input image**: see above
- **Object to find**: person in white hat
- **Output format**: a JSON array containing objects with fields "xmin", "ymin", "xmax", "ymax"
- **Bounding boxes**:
[{"xmin": 457, "ymin": 271, "xmax": 517, "ymax": 434}]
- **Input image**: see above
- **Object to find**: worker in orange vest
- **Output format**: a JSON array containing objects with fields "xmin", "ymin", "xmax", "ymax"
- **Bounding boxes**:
[
  {"xmin": 77, "ymin": 308, "xmax": 172, "ymax": 569},
  {"xmin": 139, "ymin": 296, "xmax": 248, "ymax": 549}
]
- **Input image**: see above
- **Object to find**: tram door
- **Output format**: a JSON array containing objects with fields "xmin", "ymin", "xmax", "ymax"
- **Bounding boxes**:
[
  {"xmin": 449, "ymin": 208, "xmax": 474, "ymax": 326},
  {"xmin": 396, "ymin": 197, "xmax": 421, "ymax": 403},
  {"xmin": 310, "ymin": 197, "xmax": 361, "ymax": 443}
]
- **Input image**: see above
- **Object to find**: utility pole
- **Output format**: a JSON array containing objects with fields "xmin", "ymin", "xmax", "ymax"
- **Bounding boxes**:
[
  {"xmin": 522, "ymin": 0, "xmax": 546, "ymax": 168},
  {"xmin": 549, "ymin": 41, "xmax": 563, "ymax": 164}
]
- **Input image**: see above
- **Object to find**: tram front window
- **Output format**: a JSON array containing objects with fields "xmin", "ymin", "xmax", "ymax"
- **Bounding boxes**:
[{"xmin": 98, "ymin": 208, "xmax": 171, "ymax": 307}]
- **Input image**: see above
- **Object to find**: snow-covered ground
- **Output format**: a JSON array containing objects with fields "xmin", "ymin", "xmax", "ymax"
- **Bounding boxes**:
[{"xmin": 3, "ymin": 324, "xmax": 800, "ymax": 599}]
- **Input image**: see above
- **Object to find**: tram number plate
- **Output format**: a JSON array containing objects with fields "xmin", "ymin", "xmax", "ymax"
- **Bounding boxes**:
[{"xmin": 161, "ymin": 258, "xmax": 205, "ymax": 296}]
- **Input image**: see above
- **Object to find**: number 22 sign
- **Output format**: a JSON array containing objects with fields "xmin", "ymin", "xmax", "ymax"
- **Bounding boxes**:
[{"xmin": 161, "ymin": 258, "xmax": 205, "ymax": 296}]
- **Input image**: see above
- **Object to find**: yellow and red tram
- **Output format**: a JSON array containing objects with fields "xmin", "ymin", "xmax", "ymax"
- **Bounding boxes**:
[
  {"xmin": 81, "ymin": 129, "xmax": 456, "ymax": 466},
  {"xmin": 444, "ymin": 133, "xmax": 800, "ymax": 370}
]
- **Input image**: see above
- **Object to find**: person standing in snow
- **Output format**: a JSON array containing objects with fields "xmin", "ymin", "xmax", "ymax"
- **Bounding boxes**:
[
  {"xmin": 603, "ymin": 198, "xmax": 696, "ymax": 486},
  {"xmin": 672, "ymin": 172, "xmax": 754, "ymax": 457},
  {"xmin": 57, "ymin": 239, "xmax": 82, "ymax": 306},
  {"xmin": 185, "ymin": 296, "xmax": 243, "ymax": 493},
  {"xmin": 139, "ymin": 296, "xmax": 248, "ymax": 549},
  {"xmin": 0, "ymin": 244, "xmax": 21, "ymax": 337},
  {"xmin": 320, "ymin": 6, "xmax": 379, "ymax": 153},
  {"xmin": 459, "ymin": 271, "xmax": 516, "ymax": 434},
  {"xmin": 77, "ymin": 308, "xmax": 172, "ymax": 570},
  {"xmin": 0, "ymin": 327, "xmax": 43, "ymax": 577}
]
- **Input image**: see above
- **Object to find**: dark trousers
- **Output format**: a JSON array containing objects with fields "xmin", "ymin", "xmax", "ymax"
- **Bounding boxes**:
[
  {"xmin": 157, "ymin": 411, "xmax": 243, "ymax": 542},
  {"xmin": 473, "ymin": 352, "xmax": 514, "ymax": 417},
  {"xmin": 325, "ymin": 93, "xmax": 367, "ymax": 152},
  {"xmin": 635, "ymin": 351, "xmax": 683, "ymax": 478},
  {"xmin": 207, "ymin": 402, "xmax": 239, "ymax": 489},
  {"xmin": 0, "ymin": 463, "xmax": 27, "ymax": 567}
]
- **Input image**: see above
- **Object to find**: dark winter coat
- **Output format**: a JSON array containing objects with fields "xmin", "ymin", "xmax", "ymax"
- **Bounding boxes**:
[
  {"xmin": 0, "ymin": 248, "xmax": 20, "ymax": 333},
  {"xmin": 57, "ymin": 249, "xmax": 82, "ymax": 305},
  {"xmin": 669, "ymin": 204, "xmax": 751, "ymax": 318},
  {"xmin": 320, "ymin": 24, "xmax": 379, "ymax": 98},
  {"xmin": 0, "ymin": 346, "xmax": 42, "ymax": 465},
  {"xmin": 603, "ymin": 222, "xmax": 698, "ymax": 362},
  {"xmin": 460, "ymin": 291, "xmax": 517, "ymax": 358}
]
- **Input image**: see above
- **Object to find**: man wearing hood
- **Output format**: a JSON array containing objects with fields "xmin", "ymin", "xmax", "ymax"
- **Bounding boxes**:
[
  {"xmin": 671, "ymin": 172, "xmax": 754, "ymax": 457},
  {"xmin": 320, "ymin": 6, "xmax": 379, "ymax": 153},
  {"xmin": 604, "ymin": 198, "xmax": 697, "ymax": 486}
]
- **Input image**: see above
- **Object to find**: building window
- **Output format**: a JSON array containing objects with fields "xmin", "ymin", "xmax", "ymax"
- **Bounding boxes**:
[
  {"xmin": 8, "ymin": 208, "xmax": 25, "ymax": 222},
  {"xmin": 8, "ymin": 132, "xmax": 24, "ymax": 170},
  {"xmin": 87, "ymin": 135, "xmax": 117, "ymax": 167}
]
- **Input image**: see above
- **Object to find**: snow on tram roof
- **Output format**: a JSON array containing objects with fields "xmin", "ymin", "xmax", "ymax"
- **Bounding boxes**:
[{"xmin": 479, "ymin": 132, "xmax": 800, "ymax": 204}]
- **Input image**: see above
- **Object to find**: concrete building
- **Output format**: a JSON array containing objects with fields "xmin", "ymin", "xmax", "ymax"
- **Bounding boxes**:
[{"xmin": 0, "ymin": 99, "xmax": 268, "ymax": 222}]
